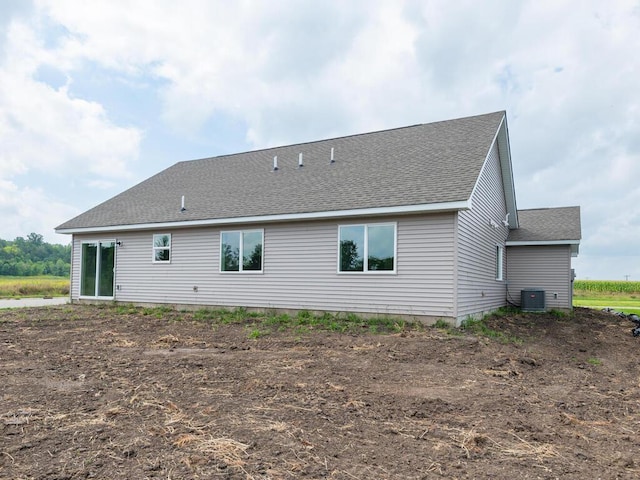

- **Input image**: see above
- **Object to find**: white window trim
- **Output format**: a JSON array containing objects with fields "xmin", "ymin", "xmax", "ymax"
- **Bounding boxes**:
[
  {"xmin": 79, "ymin": 239, "xmax": 116, "ymax": 300},
  {"xmin": 496, "ymin": 244, "xmax": 504, "ymax": 281},
  {"xmin": 337, "ymin": 222, "xmax": 397, "ymax": 274},
  {"xmin": 152, "ymin": 233, "xmax": 172, "ymax": 263},
  {"xmin": 219, "ymin": 229, "xmax": 264, "ymax": 273}
]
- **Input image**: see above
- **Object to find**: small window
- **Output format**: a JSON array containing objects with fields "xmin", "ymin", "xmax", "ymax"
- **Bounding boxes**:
[
  {"xmin": 221, "ymin": 230, "xmax": 263, "ymax": 272},
  {"xmin": 153, "ymin": 234, "xmax": 171, "ymax": 263},
  {"xmin": 338, "ymin": 223, "xmax": 396, "ymax": 273},
  {"xmin": 496, "ymin": 245, "xmax": 504, "ymax": 281}
]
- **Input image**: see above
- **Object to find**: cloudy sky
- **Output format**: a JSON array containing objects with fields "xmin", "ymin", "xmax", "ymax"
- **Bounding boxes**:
[{"xmin": 0, "ymin": 0, "xmax": 638, "ymax": 280}]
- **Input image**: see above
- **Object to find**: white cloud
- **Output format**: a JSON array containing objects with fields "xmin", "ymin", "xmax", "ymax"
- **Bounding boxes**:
[
  {"xmin": 0, "ymin": 13, "xmax": 142, "ymax": 242},
  {"xmin": 0, "ymin": 21, "xmax": 141, "ymax": 181},
  {"xmin": 0, "ymin": 0, "xmax": 637, "ymax": 278},
  {"xmin": 0, "ymin": 179, "xmax": 77, "ymax": 243}
]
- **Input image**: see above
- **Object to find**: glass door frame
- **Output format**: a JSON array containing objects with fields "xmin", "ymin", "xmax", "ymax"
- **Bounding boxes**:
[{"xmin": 79, "ymin": 239, "xmax": 116, "ymax": 299}]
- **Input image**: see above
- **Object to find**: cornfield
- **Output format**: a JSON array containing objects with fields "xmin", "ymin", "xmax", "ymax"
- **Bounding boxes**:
[{"xmin": 574, "ymin": 280, "xmax": 640, "ymax": 294}]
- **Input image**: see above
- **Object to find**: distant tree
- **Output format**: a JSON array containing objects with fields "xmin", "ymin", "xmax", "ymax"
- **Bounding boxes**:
[
  {"xmin": 340, "ymin": 240, "xmax": 363, "ymax": 271},
  {"xmin": 222, "ymin": 243, "xmax": 239, "ymax": 271},
  {"xmin": 27, "ymin": 233, "xmax": 44, "ymax": 245},
  {"xmin": 0, "ymin": 234, "xmax": 70, "ymax": 277},
  {"xmin": 368, "ymin": 256, "xmax": 394, "ymax": 271},
  {"xmin": 243, "ymin": 244, "xmax": 263, "ymax": 271}
]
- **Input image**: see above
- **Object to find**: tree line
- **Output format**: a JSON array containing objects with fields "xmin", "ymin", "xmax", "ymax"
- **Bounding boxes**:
[{"xmin": 0, "ymin": 233, "xmax": 71, "ymax": 277}]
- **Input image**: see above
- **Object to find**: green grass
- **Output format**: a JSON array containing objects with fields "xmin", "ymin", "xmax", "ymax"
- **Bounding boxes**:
[
  {"xmin": 0, "ymin": 275, "xmax": 69, "ymax": 298},
  {"xmin": 573, "ymin": 280, "xmax": 640, "ymax": 315},
  {"xmin": 460, "ymin": 308, "xmax": 522, "ymax": 344},
  {"xmin": 107, "ymin": 304, "xmax": 419, "ymax": 337},
  {"xmin": 574, "ymin": 294, "xmax": 640, "ymax": 316}
]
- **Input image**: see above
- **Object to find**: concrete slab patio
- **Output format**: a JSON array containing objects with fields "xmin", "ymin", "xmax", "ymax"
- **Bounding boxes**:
[{"xmin": 0, "ymin": 297, "xmax": 69, "ymax": 309}]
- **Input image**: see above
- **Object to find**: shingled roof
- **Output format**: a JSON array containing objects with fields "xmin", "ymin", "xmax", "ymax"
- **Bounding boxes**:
[
  {"xmin": 56, "ymin": 111, "xmax": 511, "ymax": 233},
  {"xmin": 507, "ymin": 206, "xmax": 581, "ymax": 254}
]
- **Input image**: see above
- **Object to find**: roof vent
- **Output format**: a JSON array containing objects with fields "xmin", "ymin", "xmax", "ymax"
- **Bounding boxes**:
[
  {"xmin": 180, "ymin": 195, "xmax": 186, "ymax": 212},
  {"xmin": 330, "ymin": 147, "xmax": 335, "ymax": 164},
  {"xmin": 298, "ymin": 152, "xmax": 304, "ymax": 168},
  {"xmin": 273, "ymin": 155, "xmax": 279, "ymax": 172}
]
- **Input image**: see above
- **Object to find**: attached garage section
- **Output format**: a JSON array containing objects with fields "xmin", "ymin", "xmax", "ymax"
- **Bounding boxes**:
[
  {"xmin": 505, "ymin": 207, "xmax": 581, "ymax": 311},
  {"xmin": 506, "ymin": 245, "xmax": 573, "ymax": 310}
]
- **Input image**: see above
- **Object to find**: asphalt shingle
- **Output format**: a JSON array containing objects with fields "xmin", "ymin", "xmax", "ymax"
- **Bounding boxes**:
[
  {"xmin": 56, "ymin": 111, "xmax": 506, "ymax": 230},
  {"xmin": 507, "ymin": 207, "xmax": 581, "ymax": 242}
]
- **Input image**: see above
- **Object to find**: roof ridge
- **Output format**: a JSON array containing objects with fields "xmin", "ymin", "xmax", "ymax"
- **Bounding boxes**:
[{"xmin": 179, "ymin": 110, "xmax": 506, "ymax": 164}]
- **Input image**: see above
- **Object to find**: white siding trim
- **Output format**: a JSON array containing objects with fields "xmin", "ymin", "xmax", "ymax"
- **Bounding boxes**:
[
  {"xmin": 506, "ymin": 240, "xmax": 579, "ymax": 246},
  {"xmin": 507, "ymin": 240, "xmax": 580, "ymax": 256},
  {"xmin": 55, "ymin": 200, "xmax": 471, "ymax": 234}
]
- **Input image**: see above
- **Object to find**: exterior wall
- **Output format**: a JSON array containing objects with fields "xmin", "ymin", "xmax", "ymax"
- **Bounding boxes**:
[
  {"xmin": 71, "ymin": 213, "xmax": 458, "ymax": 319},
  {"xmin": 455, "ymin": 141, "xmax": 509, "ymax": 320},
  {"xmin": 506, "ymin": 245, "xmax": 573, "ymax": 310}
]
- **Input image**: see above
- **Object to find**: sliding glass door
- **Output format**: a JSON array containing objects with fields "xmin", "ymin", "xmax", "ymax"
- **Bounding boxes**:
[{"xmin": 80, "ymin": 241, "xmax": 115, "ymax": 298}]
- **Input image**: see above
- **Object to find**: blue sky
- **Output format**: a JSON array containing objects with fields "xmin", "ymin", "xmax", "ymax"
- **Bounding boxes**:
[{"xmin": 0, "ymin": 0, "xmax": 638, "ymax": 280}]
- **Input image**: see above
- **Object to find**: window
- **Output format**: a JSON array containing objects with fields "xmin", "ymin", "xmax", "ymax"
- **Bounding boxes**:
[
  {"xmin": 153, "ymin": 234, "xmax": 171, "ymax": 262},
  {"xmin": 80, "ymin": 241, "xmax": 115, "ymax": 298},
  {"xmin": 496, "ymin": 245, "xmax": 504, "ymax": 281},
  {"xmin": 221, "ymin": 230, "xmax": 263, "ymax": 272},
  {"xmin": 339, "ymin": 223, "xmax": 396, "ymax": 273}
]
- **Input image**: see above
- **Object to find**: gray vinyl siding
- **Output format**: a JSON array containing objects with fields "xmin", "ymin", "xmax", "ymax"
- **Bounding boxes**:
[
  {"xmin": 455, "ymin": 141, "xmax": 509, "ymax": 320},
  {"xmin": 506, "ymin": 245, "xmax": 572, "ymax": 309},
  {"xmin": 70, "ymin": 214, "xmax": 457, "ymax": 319}
]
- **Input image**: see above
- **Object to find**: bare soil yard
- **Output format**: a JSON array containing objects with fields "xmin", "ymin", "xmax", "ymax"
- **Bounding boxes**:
[{"xmin": 1, "ymin": 305, "xmax": 639, "ymax": 479}]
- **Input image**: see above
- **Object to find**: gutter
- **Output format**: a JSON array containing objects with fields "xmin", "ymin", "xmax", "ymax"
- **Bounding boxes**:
[
  {"xmin": 506, "ymin": 239, "xmax": 580, "ymax": 256},
  {"xmin": 56, "ymin": 200, "xmax": 472, "ymax": 235}
]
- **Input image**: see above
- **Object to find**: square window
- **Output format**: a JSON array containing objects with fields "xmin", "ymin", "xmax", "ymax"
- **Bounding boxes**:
[
  {"xmin": 339, "ymin": 223, "xmax": 396, "ymax": 273},
  {"xmin": 221, "ymin": 230, "xmax": 263, "ymax": 272}
]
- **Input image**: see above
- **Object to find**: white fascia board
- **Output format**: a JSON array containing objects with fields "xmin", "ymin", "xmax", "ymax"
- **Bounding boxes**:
[
  {"xmin": 55, "ymin": 200, "xmax": 471, "ymax": 234},
  {"xmin": 468, "ymin": 113, "xmax": 519, "ymax": 228},
  {"xmin": 505, "ymin": 240, "xmax": 580, "ymax": 246},
  {"xmin": 506, "ymin": 240, "xmax": 580, "ymax": 257},
  {"xmin": 497, "ymin": 117, "xmax": 519, "ymax": 229}
]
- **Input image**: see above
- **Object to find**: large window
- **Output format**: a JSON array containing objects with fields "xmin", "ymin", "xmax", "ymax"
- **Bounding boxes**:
[
  {"xmin": 339, "ymin": 223, "xmax": 396, "ymax": 273},
  {"xmin": 221, "ymin": 230, "xmax": 263, "ymax": 272},
  {"xmin": 153, "ymin": 234, "xmax": 171, "ymax": 262},
  {"xmin": 80, "ymin": 241, "xmax": 115, "ymax": 298}
]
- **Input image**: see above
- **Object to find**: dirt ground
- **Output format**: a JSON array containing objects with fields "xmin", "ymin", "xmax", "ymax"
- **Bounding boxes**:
[{"xmin": 1, "ymin": 305, "xmax": 639, "ymax": 479}]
